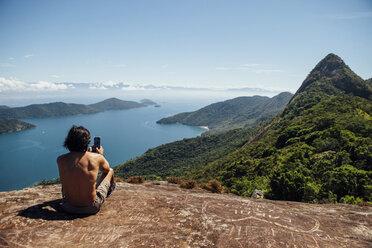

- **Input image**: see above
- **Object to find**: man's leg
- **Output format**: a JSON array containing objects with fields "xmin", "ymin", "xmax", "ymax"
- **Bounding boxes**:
[
  {"xmin": 97, "ymin": 168, "xmax": 114, "ymax": 187},
  {"xmin": 96, "ymin": 168, "xmax": 115, "ymax": 198}
]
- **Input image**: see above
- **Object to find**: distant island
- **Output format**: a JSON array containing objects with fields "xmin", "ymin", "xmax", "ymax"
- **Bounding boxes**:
[
  {"xmin": 0, "ymin": 105, "xmax": 10, "ymax": 110},
  {"xmin": 0, "ymin": 98, "xmax": 156, "ymax": 134},
  {"xmin": 140, "ymin": 99, "xmax": 157, "ymax": 106},
  {"xmin": 0, "ymin": 119, "xmax": 35, "ymax": 134},
  {"xmin": 157, "ymin": 92, "xmax": 293, "ymax": 133},
  {"xmin": 0, "ymin": 98, "xmax": 157, "ymax": 119}
]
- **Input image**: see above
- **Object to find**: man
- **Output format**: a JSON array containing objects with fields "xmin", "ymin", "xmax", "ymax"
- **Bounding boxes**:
[{"xmin": 57, "ymin": 125, "xmax": 115, "ymax": 214}]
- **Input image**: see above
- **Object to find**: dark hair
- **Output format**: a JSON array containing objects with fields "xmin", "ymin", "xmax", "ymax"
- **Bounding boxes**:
[{"xmin": 63, "ymin": 125, "xmax": 90, "ymax": 152}]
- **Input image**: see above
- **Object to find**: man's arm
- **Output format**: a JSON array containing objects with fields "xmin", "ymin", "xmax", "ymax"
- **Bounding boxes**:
[{"xmin": 93, "ymin": 146, "xmax": 111, "ymax": 173}]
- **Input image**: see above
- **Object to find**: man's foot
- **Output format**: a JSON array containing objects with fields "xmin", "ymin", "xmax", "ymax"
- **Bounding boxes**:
[{"xmin": 106, "ymin": 180, "xmax": 116, "ymax": 198}]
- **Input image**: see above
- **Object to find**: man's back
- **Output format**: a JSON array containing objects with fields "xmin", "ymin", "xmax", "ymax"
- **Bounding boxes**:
[
  {"xmin": 57, "ymin": 152, "xmax": 102, "ymax": 206},
  {"xmin": 57, "ymin": 125, "xmax": 114, "ymax": 214}
]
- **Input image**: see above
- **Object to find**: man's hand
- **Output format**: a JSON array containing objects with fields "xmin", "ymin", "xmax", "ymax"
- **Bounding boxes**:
[
  {"xmin": 96, "ymin": 146, "xmax": 104, "ymax": 156},
  {"xmin": 88, "ymin": 145, "xmax": 104, "ymax": 156}
]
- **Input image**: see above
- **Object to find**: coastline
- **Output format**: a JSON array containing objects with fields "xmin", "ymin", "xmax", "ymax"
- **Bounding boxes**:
[{"xmin": 199, "ymin": 126, "xmax": 209, "ymax": 130}]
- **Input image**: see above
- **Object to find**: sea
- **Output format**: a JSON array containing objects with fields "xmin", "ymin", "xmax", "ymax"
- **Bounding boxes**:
[{"xmin": 0, "ymin": 101, "xmax": 209, "ymax": 192}]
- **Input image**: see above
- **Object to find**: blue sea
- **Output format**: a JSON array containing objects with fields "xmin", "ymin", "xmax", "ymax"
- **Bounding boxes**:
[{"xmin": 0, "ymin": 101, "xmax": 207, "ymax": 192}]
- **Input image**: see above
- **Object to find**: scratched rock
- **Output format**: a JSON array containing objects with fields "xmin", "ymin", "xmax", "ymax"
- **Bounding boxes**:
[{"xmin": 0, "ymin": 182, "xmax": 371, "ymax": 247}]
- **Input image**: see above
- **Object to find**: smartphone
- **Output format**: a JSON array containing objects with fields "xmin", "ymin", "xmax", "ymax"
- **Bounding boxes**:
[{"xmin": 93, "ymin": 136, "xmax": 101, "ymax": 152}]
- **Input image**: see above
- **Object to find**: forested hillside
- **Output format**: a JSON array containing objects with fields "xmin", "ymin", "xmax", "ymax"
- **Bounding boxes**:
[
  {"xmin": 0, "ymin": 102, "xmax": 99, "ymax": 119},
  {"xmin": 89, "ymin": 98, "xmax": 145, "ymax": 111},
  {"xmin": 114, "ymin": 123, "xmax": 264, "ymax": 179},
  {"xmin": 0, "ymin": 119, "xmax": 35, "ymax": 134},
  {"xmin": 0, "ymin": 98, "xmax": 154, "ymax": 119},
  {"xmin": 115, "ymin": 54, "xmax": 371, "ymax": 204},
  {"xmin": 187, "ymin": 54, "xmax": 372, "ymax": 204},
  {"xmin": 157, "ymin": 92, "xmax": 292, "ymax": 133}
]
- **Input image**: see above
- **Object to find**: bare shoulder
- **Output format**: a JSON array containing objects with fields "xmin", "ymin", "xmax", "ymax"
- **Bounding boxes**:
[
  {"xmin": 86, "ymin": 151, "xmax": 102, "ymax": 159},
  {"xmin": 57, "ymin": 153, "xmax": 69, "ymax": 164},
  {"xmin": 86, "ymin": 152, "xmax": 105, "ymax": 163}
]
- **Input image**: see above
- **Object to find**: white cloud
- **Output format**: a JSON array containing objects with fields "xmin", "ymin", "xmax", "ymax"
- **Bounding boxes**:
[
  {"xmin": 32, "ymin": 81, "xmax": 69, "ymax": 90},
  {"xmin": 121, "ymin": 85, "xmax": 146, "ymax": 91},
  {"xmin": 89, "ymin": 85, "xmax": 108, "ymax": 90},
  {"xmin": 0, "ymin": 77, "xmax": 73, "ymax": 92},
  {"xmin": 24, "ymin": 54, "xmax": 34, "ymax": 59},
  {"xmin": 102, "ymin": 80, "xmax": 120, "ymax": 87},
  {"xmin": 8, "ymin": 57, "xmax": 15, "ymax": 60}
]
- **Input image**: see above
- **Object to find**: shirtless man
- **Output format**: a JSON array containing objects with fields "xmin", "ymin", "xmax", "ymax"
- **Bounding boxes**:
[{"xmin": 57, "ymin": 125, "xmax": 115, "ymax": 214}]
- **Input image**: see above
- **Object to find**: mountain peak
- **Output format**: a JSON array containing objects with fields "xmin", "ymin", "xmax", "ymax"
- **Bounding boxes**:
[
  {"xmin": 297, "ymin": 53, "xmax": 348, "ymax": 93},
  {"xmin": 311, "ymin": 53, "xmax": 346, "ymax": 74},
  {"xmin": 282, "ymin": 54, "xmax": 372, "ymax": 119},
  {"xmin": 294, "ymin": 53, "xmax": 371, "ymax": 100}
]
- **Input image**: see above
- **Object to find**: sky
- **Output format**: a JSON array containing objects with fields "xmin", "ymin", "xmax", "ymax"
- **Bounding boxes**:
[{"xmin": 0, "ymin": 0, "xmax": 371, "ymax": 105}]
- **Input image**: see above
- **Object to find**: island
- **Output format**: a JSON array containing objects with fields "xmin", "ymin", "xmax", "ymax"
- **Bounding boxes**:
[
  {"xmin": 0, "ymin": 119, "xmax": 36, "ymax": 134},
  {"xmin": 0, "ymin": 98, "xmax": 156, "ymax": 134},
  {"xmin": 0, "ymin": 98, "xmax": 157, "ymax": 119}
]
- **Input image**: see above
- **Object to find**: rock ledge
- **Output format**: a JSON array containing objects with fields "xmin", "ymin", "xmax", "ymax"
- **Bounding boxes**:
[{"xmin": 0, "ymin": 182, "xmax": 371, "ymax": 247}]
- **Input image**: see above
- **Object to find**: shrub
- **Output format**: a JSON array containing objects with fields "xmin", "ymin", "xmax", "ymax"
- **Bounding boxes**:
[
  {"xmin": 323, "ymin": 165, "xmax": 371, "ymax": 201},
  {"xmin": 127, "ymin": 176, "xmax": 145, "ymax": 184},
  {"xmin": 144, "ymin": 174, "xmax": 162, "ymax": 181},
  {"xmin": 357, "ymin": 201, "xmax": 372, "ymax": 207},
  {"xmin": 202, "ymin": 179, "xmax": 224, "ymax": 193},
  {"xmin": 114, "ymin": 177, "xmax": 125, "ymax": 182},
  {"xmin": 167, "ymin": 177, "xmax": 183, "ymax": 184},
  {"xmin": 303, "ymin": 182, "xmax": 320, "ymax": 203},
  {"xmin": 270, "ymin": 167, "xmax": 306, "ymax": 201},
  {"xmin": 340, "ymin": 195, "xmax": 363, "ymax": 205},
  {"xmin": 180, "ymin": 179, "xmax": 198, "ymax": 189},
  {"xmin": 35, "ymin": 178, "xmax": 60, "ymax": 186}
]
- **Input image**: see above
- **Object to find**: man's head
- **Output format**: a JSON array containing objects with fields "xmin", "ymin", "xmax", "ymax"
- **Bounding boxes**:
[{"xmin": 64, "ymin": 125, "xmax": 90, "ymax": 152}]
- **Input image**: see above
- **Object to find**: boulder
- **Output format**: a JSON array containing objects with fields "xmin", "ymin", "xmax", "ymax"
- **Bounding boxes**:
[
  {"xmin": 251, "ymin": 189, "xmax": 264, "ymax": 199},
  {"xmin": 0, "ymin": 182, "xmax": 371, "ymax": 247}
]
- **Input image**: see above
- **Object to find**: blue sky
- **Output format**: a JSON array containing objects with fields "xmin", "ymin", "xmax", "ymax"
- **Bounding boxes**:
[{"xmin": 0, "ymin": 0, "xmax": 371, "ymax": 104}]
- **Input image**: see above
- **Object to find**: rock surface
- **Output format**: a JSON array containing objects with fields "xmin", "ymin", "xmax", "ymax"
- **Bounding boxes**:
[{"xmin": 0, "ymin": 182, "xmax": 371, "ymax": 247}]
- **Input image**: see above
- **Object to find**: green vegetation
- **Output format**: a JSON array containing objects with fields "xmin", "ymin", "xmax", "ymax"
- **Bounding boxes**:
[
  {"xmin": 35, "ymin": 178, "xmax": 60, "ymax": 186},
  {"xmin": 114, "ymin": 124, "xmax": 263, "ymax": 179},
  {"xmin": 0, "ymin": 119, "xmax": 35, "ymax": 134},
  {"xmin": 157, "ymin": 92, "xmax": 292, "ymax": 133},
  {"xmin": 115, "ymin": 54, "xmax": 371, "ymax": 205},
  {"xmin": 187, "ymin": 54, "xmax": 372, "ymax": 203},
  {"xmin": 89, "ymin": 97, "xmax": 145, "ymax": 111},
  {"xmin": 0, "ymin": 102, "xmax": 99, "ymax": 119},
  {"xmin": 0, "ymin": 98, "xmax": 156, "ymax": 134},
  {"xmin": 0, "ymin": 98, "xmax": 154, "ymax": 119}
]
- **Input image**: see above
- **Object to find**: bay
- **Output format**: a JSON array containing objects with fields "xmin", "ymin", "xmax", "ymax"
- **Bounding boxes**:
[{"xmin": 0, "ymin": 102, "xmax": 206, "ymax": 192}]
